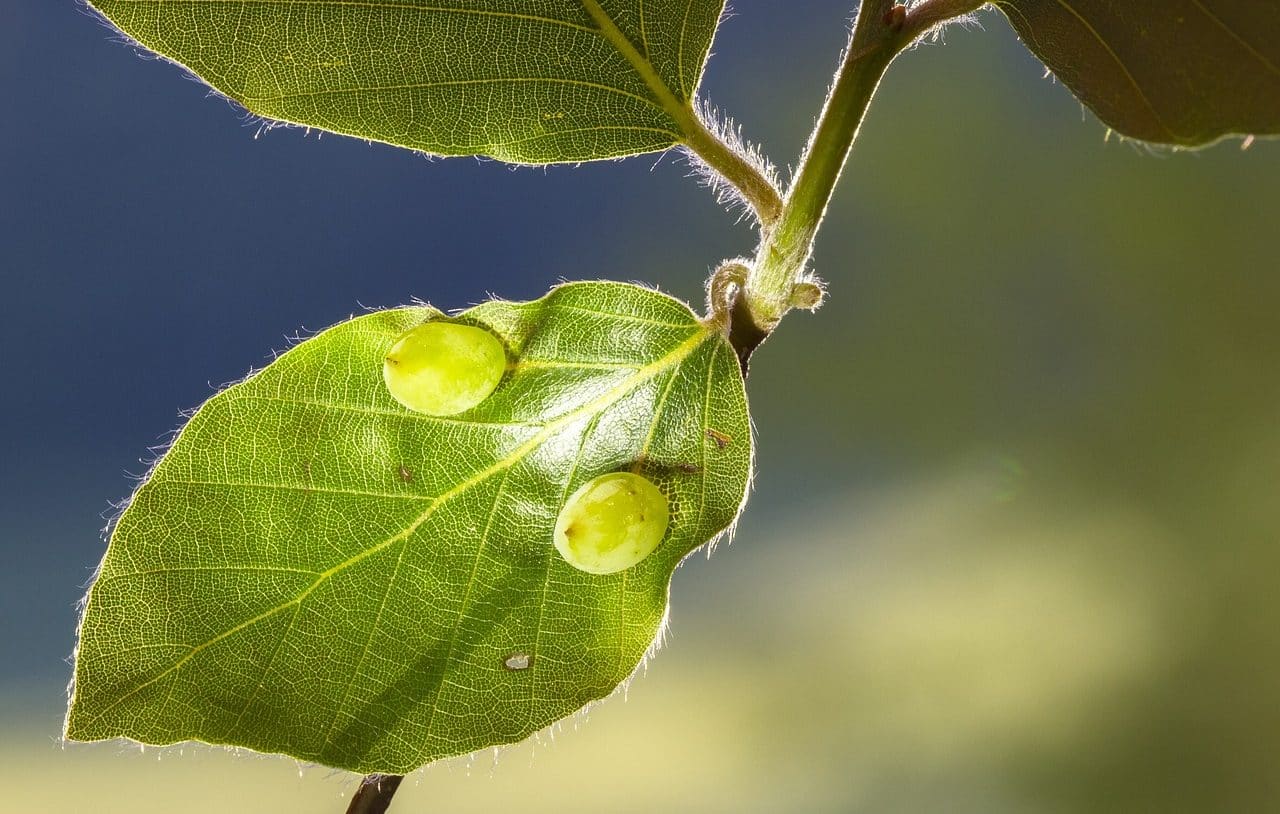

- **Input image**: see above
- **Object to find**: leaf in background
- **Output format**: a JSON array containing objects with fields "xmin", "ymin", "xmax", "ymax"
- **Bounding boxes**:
[
  {"xmin": 66, "ymin": 282, "xmax": 751, "ymax": 774},
  {"xmin": 89, "ymin": 0, "xmax": 726, "ymax": 162},
  {"xmin": 995, "ymin": 0, "xmax": 1280, "ymax": 146}
]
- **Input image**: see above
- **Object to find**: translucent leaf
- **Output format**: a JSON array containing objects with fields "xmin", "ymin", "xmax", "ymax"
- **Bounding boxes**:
[
  {"xmin": 998, "ymin": 0, "xmax": 1280, "ymax": 146},
  {"xmin": 90, "ymin": 0, "xmax": 727, "ymax": 162},
  {"xmin": 66, "ymin": 282, "xmax": 751, "ymax": 774}
]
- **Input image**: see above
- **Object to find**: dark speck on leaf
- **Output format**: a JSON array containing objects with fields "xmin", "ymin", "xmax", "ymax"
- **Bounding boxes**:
[{"xmin": 706, "ymin": 428, "xmax": 732, "ymax": 449}]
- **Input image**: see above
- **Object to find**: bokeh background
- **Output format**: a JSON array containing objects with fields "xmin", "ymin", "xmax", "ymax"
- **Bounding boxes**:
[{"xmin": 4, "ymin": 2, "xmax": 1279, "ymax": 811}]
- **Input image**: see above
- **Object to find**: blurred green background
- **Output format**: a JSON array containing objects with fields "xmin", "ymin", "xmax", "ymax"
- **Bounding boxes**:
[{"xmin": 4, "ymin": 2, "xmax": 1279, "ymax": 811}]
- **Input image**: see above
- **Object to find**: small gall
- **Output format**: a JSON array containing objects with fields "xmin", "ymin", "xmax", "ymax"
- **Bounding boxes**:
[
  {"xmin": 553, "ymin": 472, "xmax": 670, "ymax": 575},
  {"xmin": 382, "ymin": 321, "xmax": 506, "ymax": 416}
]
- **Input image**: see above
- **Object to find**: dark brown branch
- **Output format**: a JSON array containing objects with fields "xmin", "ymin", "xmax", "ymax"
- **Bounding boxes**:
[{"xmin": 346, "ymin": 774, "xmax": 404, "ymax": 814}]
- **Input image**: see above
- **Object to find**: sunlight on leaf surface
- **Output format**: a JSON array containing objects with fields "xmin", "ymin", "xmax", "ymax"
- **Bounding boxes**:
[
  {"xmin": 89, "ymin": 0, "xmax": 726, "ymax": 162},
  {"xmin": 67, "ymin": 282, "xmax": 751, "ymax": 774}
]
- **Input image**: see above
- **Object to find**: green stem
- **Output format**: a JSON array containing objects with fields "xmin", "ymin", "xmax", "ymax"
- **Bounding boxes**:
[{"xmin": 743, "ymin": 0, "xmax": 987, "ymax": 330}]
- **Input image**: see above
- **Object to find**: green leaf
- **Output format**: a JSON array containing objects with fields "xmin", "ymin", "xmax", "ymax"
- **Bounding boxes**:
[
  {"xmin": 996, "ymin": 0, "xmax": 1280, "ymax": 146},
  {"xmin": 66, "ymin": 282, "xmax": 751, "ymax": 774},
  {"xmin": 90, "ymin": 0, "xmax": 726, "ymax": 163}
]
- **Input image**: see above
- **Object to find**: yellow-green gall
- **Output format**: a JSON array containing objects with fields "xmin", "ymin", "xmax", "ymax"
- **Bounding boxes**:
[
  {"xmin": 554, "ymin": 472, "xmax": 670, "ymax": 575},
  {"xmin": 382, "ymin": 322, "xmax": 506, "ymax": 416}
]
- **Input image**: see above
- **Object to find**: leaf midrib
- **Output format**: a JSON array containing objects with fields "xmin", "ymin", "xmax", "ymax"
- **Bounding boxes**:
[{"xmin": 578, "ymin": 0, "xmax": 704, "ymax": 141}]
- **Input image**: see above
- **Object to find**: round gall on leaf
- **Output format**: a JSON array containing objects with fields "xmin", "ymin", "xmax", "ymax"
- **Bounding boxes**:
[
  {"xmin": 554, "ymin": 472, "xmax": 670, "ymax": 575},
  {"xmin": 382, "ymin": 322, "xmax": 506, "ymax": 416}
]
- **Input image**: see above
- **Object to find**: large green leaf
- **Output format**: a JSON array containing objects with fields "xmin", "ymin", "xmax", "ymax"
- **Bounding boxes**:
[
  {"xmin": 66, "ymin": 282, "xmax": 751, "ymax": 774},
  {"xmin": 88, "ymin": 0, "xmax": 725, "ymax": 163},
  {"xmin": 996, "ymin": 0, "xmax": 1280, "ymax": 146}
]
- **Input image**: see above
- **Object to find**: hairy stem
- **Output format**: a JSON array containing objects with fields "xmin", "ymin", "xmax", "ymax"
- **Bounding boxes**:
[
  {"xmin": 346, "ymin": 774, "xmax": 404, "ymax": 814},
  {"xmin": 742, "ymin": 0, "xmax": 987, "ymax": 332},
  {"xmin": 683, "ymin": 115, "xmax": 784, "ymax": 226}
]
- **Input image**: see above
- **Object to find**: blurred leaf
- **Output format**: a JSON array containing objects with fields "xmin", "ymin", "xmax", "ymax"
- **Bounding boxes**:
[
  {"xmin": 89, "ymin": 0, "xmax": 726, "ymax": 162},
  {"xmin": 66, "ymin": 282, "xmax": 751, "ymax": 774},
  {"xmin": 996, "ymin": 0, "xmax": 1280, "ymax": 146}
]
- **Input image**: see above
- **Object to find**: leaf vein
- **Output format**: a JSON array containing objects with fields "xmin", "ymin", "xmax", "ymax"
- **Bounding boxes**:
[
  {"xmin": 1048, "ymin": 0, "xmax": 1182, "ymax": 141},
  {"xmin": 240, "ymin": 76, "xmax": 664, "ymax": 114},
  {"xmin": 238, "ymin": 393, "xmax": 546, "ymax": 429},
  {"xmin": 230, "ymin": 603, "xmax": 303, "ymax": 730},
  {"xmin": 163, "ymin": 477, "xmax": 426, "ymax": 501},
  {"xmin": 101, "ymin": 565, "xmax": 322, "ymax": 584},
  {"xmin": 1188, "ymin": 0, "xmax": 1280, "ymax": 78},
  {"xmin": 101, "ymin": 0, "xmax": 599, "ymax": 36},
  {"xmin": 449, "ymin": 124, "xmax": 681, "ymax": 155},
  {"xmin": 528, "ymin": 410, "xmax": 606, "ymax": 716},
  {"xmin": 545, "ymin": 301, "xmax": 698, "ymax": 330},
  {"xmin": 319, "ymin": 533, "xmax": 411, "ymax": 753},
  {"xmin": 420, "ymin": 469, "xmax": 510, "ymax": 744}
]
